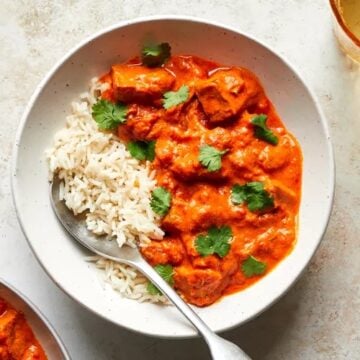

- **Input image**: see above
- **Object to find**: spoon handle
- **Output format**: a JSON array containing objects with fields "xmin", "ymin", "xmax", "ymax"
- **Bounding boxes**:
[{"xmin": 132, "ymin": 257, "xmax": 251, "ymax": 360}]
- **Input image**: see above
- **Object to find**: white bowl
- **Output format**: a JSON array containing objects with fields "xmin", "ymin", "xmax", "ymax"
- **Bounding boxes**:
[
  {"xmin": 0, "ymin": 279, "xmax": 70, "ymax": 359},
  {"xmin": 12, "ymin": 16, "xmax": 334, "ymax": 338}
]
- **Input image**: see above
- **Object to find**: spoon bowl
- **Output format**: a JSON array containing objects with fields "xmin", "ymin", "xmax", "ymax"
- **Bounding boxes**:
[{"xmin": 50, "ymin": 176, "xmax": 141, "ymax": 264}]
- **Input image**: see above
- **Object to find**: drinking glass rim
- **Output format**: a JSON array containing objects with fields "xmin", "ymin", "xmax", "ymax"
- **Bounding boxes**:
[{"xmin": 330, "ymin": 0, "xmax": 360, "ymax": 47}]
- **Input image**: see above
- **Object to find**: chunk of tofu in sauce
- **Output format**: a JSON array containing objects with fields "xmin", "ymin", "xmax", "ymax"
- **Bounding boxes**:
[{"xmin": 102, "ymin": 55, "xmax": 302, "ymax": 306}]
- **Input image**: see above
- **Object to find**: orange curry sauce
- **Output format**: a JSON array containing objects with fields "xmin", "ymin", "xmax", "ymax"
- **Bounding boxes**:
[
  {"xmin": 0, "ymin": 298, "xmax": 47, "ymax": 360},
  {"xmin": 101, "ymin": 55, "xmax": 302, "ymax": 307}
]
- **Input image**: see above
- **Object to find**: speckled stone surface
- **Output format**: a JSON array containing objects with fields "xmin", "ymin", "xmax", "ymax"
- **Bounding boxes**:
[{"xmin": 0, "ymin": 1, "xmax": 359, "ymax": 359}]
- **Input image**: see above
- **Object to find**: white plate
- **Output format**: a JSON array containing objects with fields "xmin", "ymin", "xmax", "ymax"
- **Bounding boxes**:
[
  {"xmin": 12, "ymin": 16, "xmax": 334, "ymax": 338},
  {"xmin": 0, "ymin": 279, "xmax": 70, "ymax": 359}
]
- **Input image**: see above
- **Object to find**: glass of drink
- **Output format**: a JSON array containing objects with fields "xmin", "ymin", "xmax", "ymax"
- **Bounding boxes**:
[{"xmin": 330, "ymin": 0, "xmax": 360, "ymax": 62}]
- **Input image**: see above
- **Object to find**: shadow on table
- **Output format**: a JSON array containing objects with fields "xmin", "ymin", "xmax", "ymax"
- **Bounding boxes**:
[{"xmin": 71, "ymin": 274, "xmax": 308, "ymax": 360}]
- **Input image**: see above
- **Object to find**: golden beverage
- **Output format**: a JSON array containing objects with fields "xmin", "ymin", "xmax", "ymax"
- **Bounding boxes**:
[
  {"xmin": 330, "ymin": 0, "xmax": 360, "ymax": 62},
  {"xmin": 338, "ymin": 0, "xmax": 360, "ymax": 38}
]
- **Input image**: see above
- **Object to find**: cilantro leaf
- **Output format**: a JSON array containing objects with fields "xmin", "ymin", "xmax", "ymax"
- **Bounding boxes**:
[
  {"xmin": 245, "ymin": 182, "xmax": 264, "ymax": 192},
  {"xmin": 150, "ymin": 187, "xmax": 171, "ymax": 216},
  {"xmin": 214, "ymin": 239, "xmax": 231, "ymax": 258},
  {"xmin": 141, "ymin": 42, "xmax": 171, "ymax": 67},
  {"xmin": 231, "ymin": 182, "xmax": 266, "ymax": 205},
  {"xmin": 91, "ymin": 99, "xmax": 127, "ymax": 130},
  {"xmin": 242, "ymin": 256, "xmax": 267, "ymax": 277},
  {"xmin": 127, "ymin": 140, "xmax": 156, "ymax": 161},
  {"xmin": 163, "ymin": 85, "xmax": 189, "ymax": 110},
  {"xmin": 251, "ymin": 114, "xmax": 279, "ymax": 145},
  {"xmin": 231, "ymin": 182, "xmax": 274, "ymax": 212},
  {"xmin": 230, "ymin": 184, "xmax": 249, "ymax": 205},
  {"xmin": 247, "ymin": 192, "xmax": 274, "ymax": 212},
  {"xmin": 194, "ymin": 234, "xmax": 214, "ymax": 257},
  {"xmin": 195, "ymin": 226, "xmax": 233, "ymax": 258},
  {"xmin": 199, "ymin": 145, "xmax": 227, "ymax": 172},
  {"xmin": 147, "ymin": 264, "xmax": 174, "ymax": 295}
]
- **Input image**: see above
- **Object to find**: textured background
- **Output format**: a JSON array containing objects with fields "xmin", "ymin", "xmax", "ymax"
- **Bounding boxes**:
[{"xmin": 1, "ymin": 0, "xmax": 360, "ymax": 359}]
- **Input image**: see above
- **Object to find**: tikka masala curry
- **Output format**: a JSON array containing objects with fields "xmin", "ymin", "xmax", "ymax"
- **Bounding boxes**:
[
  {"xmin": 93, "ymin": 43, "xmax": 302, "ymax": 307},
  {"xmin": 0, "ymin": 298, "xmax": 47, "ymax": 359}
]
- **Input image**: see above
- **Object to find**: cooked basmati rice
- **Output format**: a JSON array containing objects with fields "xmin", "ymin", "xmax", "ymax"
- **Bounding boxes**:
[{"xmin": 46, "ymin": 78, "xmax": 167, "ymax": 303}]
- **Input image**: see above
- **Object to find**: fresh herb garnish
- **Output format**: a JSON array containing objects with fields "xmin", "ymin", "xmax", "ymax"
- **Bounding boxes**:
[
  {"xmin": 163, "ymin": 85, "xmax": 189, "ymax": 110},
  {"xmin": 127, "ymin": 140, "xmax": 156, "ymax": 161},
  {"xmin": 147, "ymin": 264, "xmax": 174, "ymax": 295},
  {"xmin": 231, "ymin": 182, "xmax": 274, "ymax": 212},
  {"xmin": 241, "ymin": 256, "xmax": 267, "ymax": 277},
  {"xmin": 141, "ymin": 42, "xmax": 171, "ymax": 67},
  {"xmin": 199, "ymin": 145, "xmax": 227, "ymax": 172},
  {"xmin": 251, "ymin": 114, "xmax": 278, "ymax": 145},
  {"xmin": 195, "ymin": 226, "xmax": 233, "ymax": 258},
  {"xmin": 91, "ymin": 99, "xmax": 127, "ymax": 130},
  {"xmin": 150, "ymin": 187, "xmax": 171, "ymax": 216}
]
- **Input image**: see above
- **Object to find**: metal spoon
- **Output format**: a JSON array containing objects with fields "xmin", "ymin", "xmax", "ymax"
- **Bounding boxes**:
[{"xmin": 50, "ymin": 176, "xmax": 251, "ymax": 360}]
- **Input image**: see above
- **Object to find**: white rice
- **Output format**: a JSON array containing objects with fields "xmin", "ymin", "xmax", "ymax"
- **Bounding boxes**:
[{"xmin": 46, "ymin": 78, "xmax": 167, "ymax": 303}]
